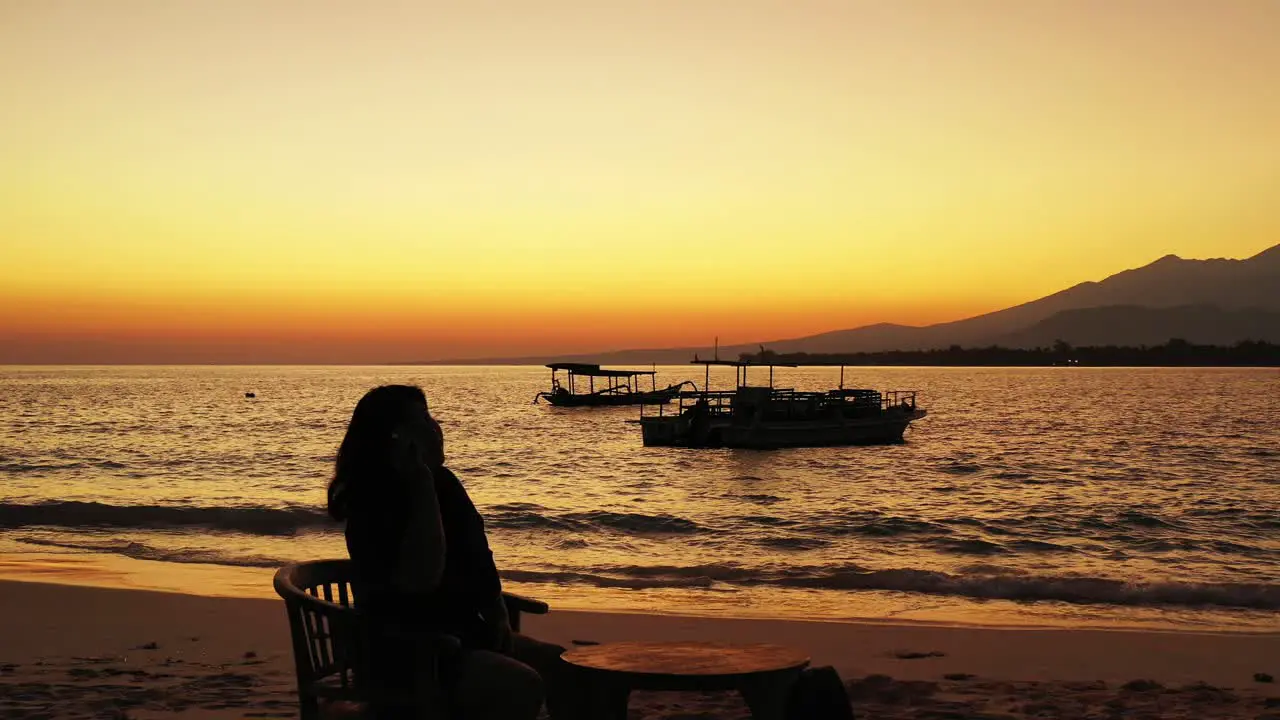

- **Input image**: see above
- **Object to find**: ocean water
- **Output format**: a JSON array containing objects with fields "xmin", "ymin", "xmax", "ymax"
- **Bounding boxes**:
[{"xmin": 1, "ymin": 365, "xmax": 1277, "ymax": 631}]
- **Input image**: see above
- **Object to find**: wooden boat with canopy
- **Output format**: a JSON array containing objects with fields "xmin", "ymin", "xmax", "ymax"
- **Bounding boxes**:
[
  {"xmin": 634, "ymin": 357, "xmax": 926, "ymax": 448},
  {"xmin": 535, "ymin": 363, "xmax": 691, "ymax": 407}
]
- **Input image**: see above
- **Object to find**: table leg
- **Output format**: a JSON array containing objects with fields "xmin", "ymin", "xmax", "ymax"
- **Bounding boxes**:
[
  {"xmin": 581, "ymin": 681, "xmax": 630, "ymax": 720},
  {"xmin": 739, "ymin": 671, "xmax": 800, "ymax": 720}
]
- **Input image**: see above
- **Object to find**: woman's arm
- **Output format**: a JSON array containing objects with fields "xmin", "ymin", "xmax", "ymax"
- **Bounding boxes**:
[
  {"xmin": 483, "ymin": 592, "xmax": 514, "ymax": 653},
  {"xmin": 389, "ymin": 462, "xmax": 447, "ymax": 594}
]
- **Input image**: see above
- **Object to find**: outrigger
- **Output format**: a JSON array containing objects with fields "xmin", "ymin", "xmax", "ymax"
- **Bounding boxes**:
[
  {"xmin": 634, "ymin": 357, "xmax": 926, "ymax": 448},
  {"xmin": 535, "ymin": 363, "xmax": 691, "ymax": 407}
]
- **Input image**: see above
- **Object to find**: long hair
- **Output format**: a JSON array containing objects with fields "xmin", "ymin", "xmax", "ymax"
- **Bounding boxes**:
[{"xmin": 327, "ymin": 384, "xmax": 427, "ymax": 521}]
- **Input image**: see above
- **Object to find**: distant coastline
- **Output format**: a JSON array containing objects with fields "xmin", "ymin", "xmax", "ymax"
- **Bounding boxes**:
[
  {"xmin": 737, "ymin": 339, "xmax": 1280, "ymax": 368},
  {"xmin": 402, "ymin": 339, "xmax": 1280, "ymax": 367}
]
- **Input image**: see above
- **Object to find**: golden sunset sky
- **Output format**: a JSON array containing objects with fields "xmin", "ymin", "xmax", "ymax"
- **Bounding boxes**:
[{"xmin": 2, "ymin": 0, "xmax": 1277, "ymax": 362}]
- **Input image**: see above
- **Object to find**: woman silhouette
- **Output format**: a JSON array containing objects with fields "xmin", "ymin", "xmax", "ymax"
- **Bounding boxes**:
[{"xmin": 328, "ymin": 385, "xmax": 570, "ymax": 719}]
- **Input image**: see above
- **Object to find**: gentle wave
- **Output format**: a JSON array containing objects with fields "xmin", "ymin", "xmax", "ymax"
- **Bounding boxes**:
[
  {"xmin": 740, "ymin": 494, "xmax": 785, "ymax": 504},
  {"xmin": 16, "ymin": 536, "xmax": 284, "ymax": 568},
  {"xmin": 0, "ymin": 501, "xmax": 335, "ymax": 535},
  {"xmin": 755, "ymin": 537, "xmax": 832, "ymax": 551},
  {"xmin": 7, "ymin": 501, "xmax": 1276, "ymax": 558},
  {"xmin": 507, "ymin": 563, "xmax": 1280, "ymax": 611},
  {"xmin": 486, "ymin": 506, "xmax": 709, "ymax": 534},
  {"xmin": 1, "ymin": 460, "xmax": 127, "ymax": 473},
  {"xmin": 0, "ymin": 501, "xmax": 708, "ymax": 537},
  {"xmin": 13, "ymin": 532, "xmax": 1280, "ymax": 610}
]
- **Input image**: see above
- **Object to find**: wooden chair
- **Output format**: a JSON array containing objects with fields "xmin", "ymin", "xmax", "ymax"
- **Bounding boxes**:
[{"xmin": 274, "ymin": 559, "xmax": 549, "ymax": 720}]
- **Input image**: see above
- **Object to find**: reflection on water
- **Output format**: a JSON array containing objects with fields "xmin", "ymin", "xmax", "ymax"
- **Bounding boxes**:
[{"xmin": 1, "ymin": 365, "xmax": 1277, "ymax": 630}]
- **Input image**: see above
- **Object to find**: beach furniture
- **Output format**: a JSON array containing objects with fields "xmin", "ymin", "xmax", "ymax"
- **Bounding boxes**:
[
  {"xmin": 563, "ymin": 640, "xmax": 810, "ymax": 720},
  {"xmin": 274, "ymin": 559, "xmax": 549, "ymax": 719}
]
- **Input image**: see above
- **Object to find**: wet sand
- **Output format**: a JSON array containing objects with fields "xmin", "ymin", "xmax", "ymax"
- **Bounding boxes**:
[{"xmin": 1, "ymin": 579, "xmax": 1277, "ymax": 719}]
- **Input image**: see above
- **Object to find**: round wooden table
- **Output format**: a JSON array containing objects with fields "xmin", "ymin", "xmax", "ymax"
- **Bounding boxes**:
[{"xmin": 562, "ymin": 641, "xmax": 810, "ymax": 720}]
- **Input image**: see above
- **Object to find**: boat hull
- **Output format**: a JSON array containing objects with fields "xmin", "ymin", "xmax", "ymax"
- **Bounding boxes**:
[
  {"xmin": 541, "ymin": 386, "xmax": 681, "ymax": 407},
  {"xmin": 639, "ymin": 409, "xmax": 926, "ymax": 448}
]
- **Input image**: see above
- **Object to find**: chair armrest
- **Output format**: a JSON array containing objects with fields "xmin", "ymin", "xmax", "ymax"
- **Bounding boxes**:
[
  {"xmin": 502, "ymin": 592, "xmax": 548, "ymax": 633},
  {"xmin": 502, "ymin": 592, "xmax": 549, "ymax": 616}
]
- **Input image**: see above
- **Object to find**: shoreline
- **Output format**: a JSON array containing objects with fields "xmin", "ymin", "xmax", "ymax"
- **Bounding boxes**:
[
  {"xmin": 4, "ymin": 545, "xmax": 1278, "ymax": 637},
  {"xmin": 1, "ymin": 579, "xmax": 1277, "ymax": 719},
  {"xmin": 1, "ymin": 543, "xmax": 1276, "ymax": 637},
  {"xmin": 4, "ymin": 571, "xmax": 1280, "ymax": 640}
]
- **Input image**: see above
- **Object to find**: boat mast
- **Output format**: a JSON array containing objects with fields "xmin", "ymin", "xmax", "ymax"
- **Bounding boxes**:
[{"xmin": 705, "ymin": 342, "xmax": 713, "ymax": 390}]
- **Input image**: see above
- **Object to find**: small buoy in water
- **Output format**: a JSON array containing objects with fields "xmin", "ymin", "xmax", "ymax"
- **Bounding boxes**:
[{"xmin": 245, "ymin": 392, "xmax": 256, "ymax": 399}]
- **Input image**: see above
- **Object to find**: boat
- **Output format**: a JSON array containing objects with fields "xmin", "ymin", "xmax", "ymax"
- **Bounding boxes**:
[
  {"xmin": 634, "ymin": 359, "xmax": 926, "ymax": 448},
  {"xmin": 535, "ymin": 363, "xmax": 691, "ymax": 407}
]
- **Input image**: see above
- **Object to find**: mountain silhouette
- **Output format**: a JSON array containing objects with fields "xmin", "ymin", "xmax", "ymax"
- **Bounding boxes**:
[
  {"xmin": 745, "ymin": 242, "xmax": 1280, "ymax": 354},
  {"xmin": 415, "ymin": 243, "xmax": 1280, "ymax": 364},
  {"xmin": 998, "ymin": 305, "xmax": 1280, "ymax": 348}
]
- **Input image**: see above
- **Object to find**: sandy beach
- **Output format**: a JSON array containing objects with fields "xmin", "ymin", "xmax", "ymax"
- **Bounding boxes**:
[{"xmin": 1, "ymin": 579, "xmax": 1277, "ymax": 719}]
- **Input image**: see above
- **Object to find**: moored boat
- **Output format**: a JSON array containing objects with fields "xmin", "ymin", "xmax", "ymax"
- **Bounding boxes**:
[
  {"xmin": 635, "ymin": 359, "xmax": 926, "ymax": 448},
  {"xmin": 535, "ymin": 363, "xmax": 691, "ymax": 407}
]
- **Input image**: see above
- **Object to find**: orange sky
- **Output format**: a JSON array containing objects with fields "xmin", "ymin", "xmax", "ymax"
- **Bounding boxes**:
[{"xmin": 2, "ymin": 0, "xmax": 1278, "ymax": 363}]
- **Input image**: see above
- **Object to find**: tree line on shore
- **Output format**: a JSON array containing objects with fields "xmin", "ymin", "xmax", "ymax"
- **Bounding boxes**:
[{"xmin": 739, "ymin": 339, "xmax": 1280, "ymax": 367}]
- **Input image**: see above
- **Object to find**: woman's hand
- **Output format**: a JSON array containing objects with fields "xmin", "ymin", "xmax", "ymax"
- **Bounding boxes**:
[
  {"xmin": 391, "ymin": 409, "xmax": 445, "ymax": 473},
  {"xmin": 390, "ymin": 432, "xmax": 423, "ymax": 472},
  {"xmin": 390, "ymin": 433, "xmax": 437, "ymax": 498},
  {"xmin": 485, "ymin": 595, "xmax": 515, "ymax": 655},
  {"xmin": 387, "ymin": 431, "xmax": 445, "ymax": 595}
]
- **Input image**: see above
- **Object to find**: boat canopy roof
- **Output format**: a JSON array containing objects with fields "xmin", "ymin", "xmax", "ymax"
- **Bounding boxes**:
[{"xmin": 546, "ymin": 363, "xmax": 656, "ymax": 377}]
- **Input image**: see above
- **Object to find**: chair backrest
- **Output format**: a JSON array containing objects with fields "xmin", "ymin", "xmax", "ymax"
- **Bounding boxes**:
[{"xmin": 274, "ymin": 559, "xmax": 370, "ymax": 713}]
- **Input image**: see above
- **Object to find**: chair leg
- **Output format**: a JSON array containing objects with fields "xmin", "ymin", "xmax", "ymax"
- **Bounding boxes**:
[
  {"xmin": 739, "ymin": 670, "xmax": 802, "ymax": 720},
  {"xmin": 298, "ymin": 693, "xmax": 320, "ymax": 720},
  {"xmin": 581, "ymin": 682, "xmax": 630, "ymax": 720}
]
